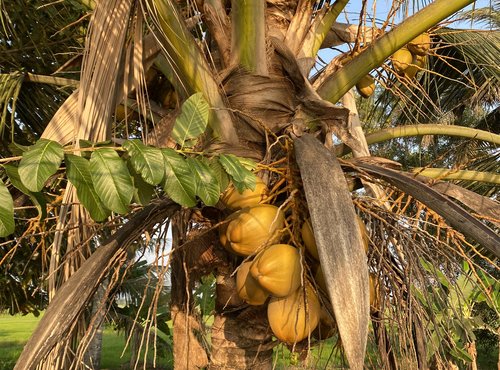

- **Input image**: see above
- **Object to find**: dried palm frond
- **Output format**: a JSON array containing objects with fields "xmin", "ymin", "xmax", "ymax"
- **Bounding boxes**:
[
  {"xmin": 354, "ymin": 186, "xmax": 499, "ymax": 368},
  {"xmin": 0, "ymin": 72, "xmax": 23, "ymax": 139}
]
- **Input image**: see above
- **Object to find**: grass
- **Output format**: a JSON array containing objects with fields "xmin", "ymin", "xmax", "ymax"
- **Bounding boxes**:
[{"xmin": 0, "ymin": 313, "xmax": 171, "ymax": 369}]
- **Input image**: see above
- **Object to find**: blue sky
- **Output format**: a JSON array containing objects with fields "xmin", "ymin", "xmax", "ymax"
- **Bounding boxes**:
[{"xmin": 341, "ymin": 0, "xmax": 492, "ymax": 28}]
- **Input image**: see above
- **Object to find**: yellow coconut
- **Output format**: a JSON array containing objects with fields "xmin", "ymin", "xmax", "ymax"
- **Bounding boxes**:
[
  {"xmin": 250, "ymin": 244, "xmax": 302, "ymax": 298},
  {"xmin": 226, "ymin": 205, "xmax": 285, "ymax": 256},
  {"xmin": 221, "ymin": 177, "xmax": 269, "ymax": 210},
  {"xmin": 407, "ymin": 33, "xmax": 431, "ymax": 56},
  {"xmin": 236, "ymin": 260, "xmax": 269, "ymax": 305},
  {"xmin": 415, "ymin": 54, "xmax": 427, "ymax": 68},
  {"xmin": 356, "ymin": 74, "xmax": 375, "ymax": 98},
  {"xmin": 301, "ymin": 218, "xmax": 319, "ymax": 260},
  {"xmin": 404, "ymin": 54, "xmax": 426, "ymax": 79},
  {"xmin": 404, "ymin": 64, "xmax": 418, "ymax": 80},
  {"xmin": 268, "ymin": 282, "xmax": 321, "ymax": 344},
  {"xmin": 391, "ymin": 48, "xmax": 413, "ymax": 75}
]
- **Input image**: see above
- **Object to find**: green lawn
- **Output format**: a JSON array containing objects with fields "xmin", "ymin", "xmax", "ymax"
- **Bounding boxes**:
[{"xmin": 0, "ymin": 313, "xmax": 171, "ymax": 369}]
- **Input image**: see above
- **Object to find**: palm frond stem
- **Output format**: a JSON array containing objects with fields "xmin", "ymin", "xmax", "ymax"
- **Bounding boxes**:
[
  {"xmin": 150, "ymin": 0, "xmax": 239, "ymax": 144},
  {"xmin": 24, "ymin": 73, "xmax": 79, "ymax": 88},
  {"xmin": 412, "ymin": 168, "xmax": 500, "ymax": 184},
  {"xmin": 336, "ymin": 124, "xmax": 500, "ymax": 156},
  {"xmin": 300, "ymin": 0, "xmax": 349, "ymax": 59},
  {"xmin": 230, "ymin": 0, "xmax": 267, "ymax": 75}
]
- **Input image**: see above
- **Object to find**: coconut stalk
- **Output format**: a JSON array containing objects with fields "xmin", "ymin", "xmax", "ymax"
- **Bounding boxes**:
[
  {"xmin": 317, "ymin": 0, "xmax": 475, "ymax": 104},
  {"xmin": 336, "ymin": 124, "xmax": 500, "ymax": 156},
  {"xmin": 412, "ymin": 168, "xmax": 500, "ymax": 185},
  {"xmin": 152, "ymin": 0, "xmax": 238, "ymax": 144},
  {"xmin": 231, "ymin": 0, "xmax": 267, "ymax": 75}
]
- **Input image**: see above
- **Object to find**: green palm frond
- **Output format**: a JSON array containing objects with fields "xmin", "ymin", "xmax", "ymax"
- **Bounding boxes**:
[
  {"xmin": 0, "ymin": 72, "xmax": 23, "ymax": 140},
  {"xmin": 459, "ymin": 1, "xmax": 500, "ymax": 28}
]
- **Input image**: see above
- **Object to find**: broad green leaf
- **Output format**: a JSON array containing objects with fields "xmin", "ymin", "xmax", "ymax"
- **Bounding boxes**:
[
  {"xmin": 171, "ymin": 92, "xmax": 209, "ymax": 147},
  {"xmin": 236, "ymin": 156, "xmax": 258, "ymax": 171},
  {"xmin": 8, "ymin": 142, "xmax": 29, "ymax": 155},
  {"xmin": 65, "ymin": 154, "xmax": 111, "ymax": 222},
  {"xmin": 161, "ymin": 149, "xmax": 197, "ymax": 207},
  {"xmin": 218, "ymin": 154, "xmax": 256, "ymax": 191},
  {"xmin": 208, "ymin": 157, "xmax": 230, "ymax": 193},
  {"xmin": 3, "ymin": 164, "xmax": 47, "ymax": 219},
  {"xmin": 90, "ymin": 148, "xmax": 134, "ymax": 214},
  {"xmin": 123, "ymin": 139, "xmax": 165, "ymax": 185},
  {"xmin": 18, "ymin": 139, "xmax": 64, "ymax": 192},
  {"xmin": 0, "ymin": 179, "xmax": 14, "ymax": 237},
  {"xmin": 129, "ymin": 165, "xmax": 155, "ymax": 206},
  {"xmin": 187, "ymin": 158, "xmax": 220, "ymax": 206}
]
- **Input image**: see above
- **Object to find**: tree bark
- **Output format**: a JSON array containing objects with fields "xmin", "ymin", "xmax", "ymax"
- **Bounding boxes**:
[
  {"xmin": 170, "ymin": 212, "xmax": 209, "ymax": 370},
  {"xmin": 209, "ymin": 306, "xmax": 274, "ymax": 370},
  {"xmin": 83, "ymin": 280, "xmax": 108, "ymax": 369}
]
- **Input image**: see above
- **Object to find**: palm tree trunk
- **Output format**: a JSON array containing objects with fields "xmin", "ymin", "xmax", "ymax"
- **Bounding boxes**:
[
  {"xmin": 209, "ymin": 266, "xmax": 274, "ymax": 370},
  {"xmin": 466, "ymin": 341, "xmax": 478, "ymax": 370},
  {"xmin": 170, "ymin": 213, "xmax": 209, "ymax": 370},
  {"xmin": 83, "ymin": 280, "xmax": 108, "ymax": 369}
]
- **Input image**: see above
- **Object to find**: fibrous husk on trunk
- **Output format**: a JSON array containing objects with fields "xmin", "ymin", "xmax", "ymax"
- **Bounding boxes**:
[
  {"xmin": 209, "ymin": 306, "xmax": 274, "ymax": 370},
  {"xmin": 221, "ymin": 67, "xmax": 299, "ymax": 159}
]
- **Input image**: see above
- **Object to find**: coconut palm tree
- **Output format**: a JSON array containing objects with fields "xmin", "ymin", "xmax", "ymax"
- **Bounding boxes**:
[{"xmin": 0, "ymin": 0, "xmax": 498, "ymax": 369}]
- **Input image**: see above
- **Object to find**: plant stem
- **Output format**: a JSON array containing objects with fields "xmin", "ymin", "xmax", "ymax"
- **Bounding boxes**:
[
  {"xmin": 231, "ymin": 0, "xmax": 267, "ymax": 75},
  {"xmin": 336, "ymin": 124, "xmax": 500, "ymax": 156},
  {"xmin": 412, "ymin": 168, "xmax": 500, "ymax": 185}
]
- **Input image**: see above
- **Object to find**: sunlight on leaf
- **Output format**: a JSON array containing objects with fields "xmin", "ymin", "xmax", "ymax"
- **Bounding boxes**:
[
  {"xmin": 218, "ymin": 154, "xmax": 256, "ymax": 191},
  {"xmin": 65, "ymin": 154, "xmax": 111, "ymax": 222},
  {"xmin": 171, "ymin": 92, "xmax": 209, "ymax": 148},
  {"xmin": 186, "ymin": 157, "xmax": 220, "ymax": 206},
  {"xmin": 123, "ymin": 139, "xmax": 165, "ymax": 185},
  {"xmin": 161, "ymin": 148, "xmax": 197, "ymax": 207},
  {"xmin": 3, "ymin": 164, "xmax": 46, "ymax": 219},
  {"xmin": 18, "ymin": 139, "xmax": 64, "ymax": 192},
  {"xmin": 0, "ymin": 179, "xmax": 14, "ymax": 237},
  {"xmin": 90, "ymin": 148, "xmax": 134, "ymax": 214}
]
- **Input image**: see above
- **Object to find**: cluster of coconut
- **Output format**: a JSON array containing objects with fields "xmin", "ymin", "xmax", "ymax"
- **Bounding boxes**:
[
  {"xmin": 390, "ymin": 33, "xmax": 431, "ymax": 79},
  {"xmin": 219, "ymin": 177, "xmax": 325, "ymax": 344},
  {"xmin": 219, "ymin": 177, "xmax": 377, "ymax": 345},
  {"xmin": 354, "ymin": 32, "xmax": 431, "ymax": 99}
]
